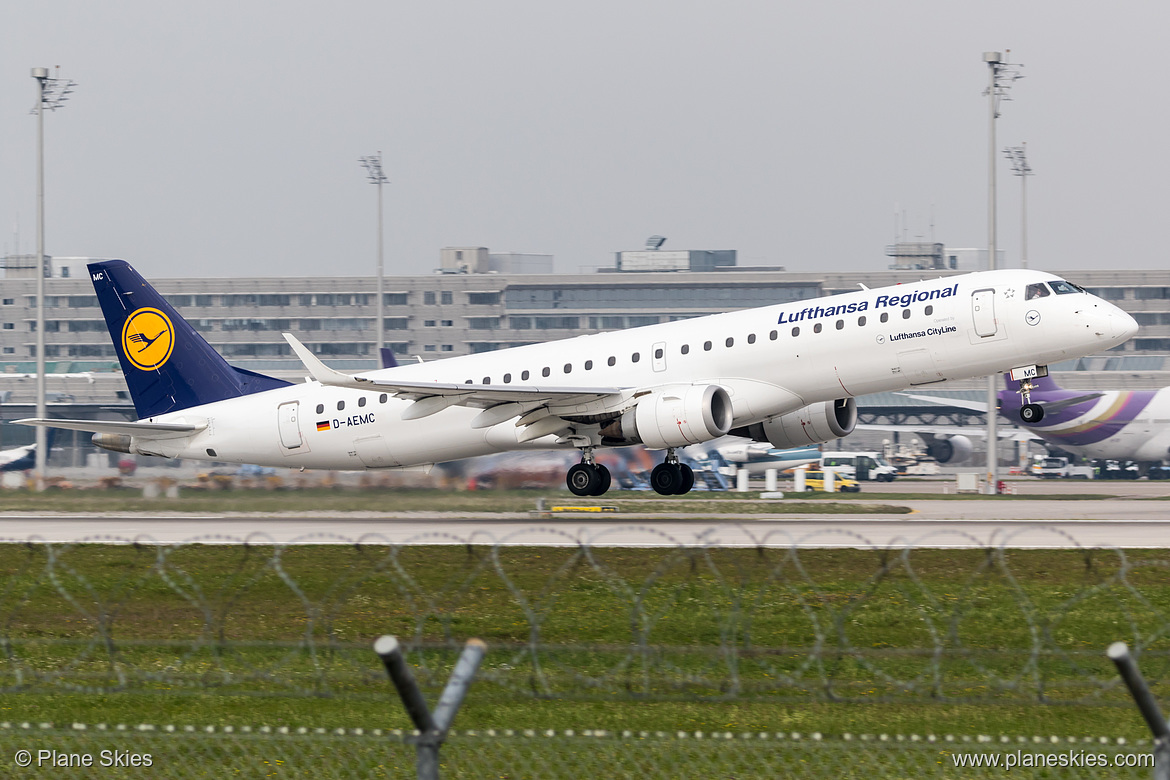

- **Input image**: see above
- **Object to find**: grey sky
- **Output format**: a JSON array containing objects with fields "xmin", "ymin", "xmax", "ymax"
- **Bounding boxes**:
[{"xmin": 2, "ymin": 1, "xmax": 1167, "ymax": 279}]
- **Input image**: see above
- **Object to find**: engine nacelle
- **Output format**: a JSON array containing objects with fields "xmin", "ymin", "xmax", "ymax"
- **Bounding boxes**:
[
  {"xmin": 926, "ymin": 434, "xmax": 973, "ymax": 464},
  {"xmin": 92, "ymin": 433, "xmax": 133, "ymax": 454},
  {"xmin": 600, "ymin": 384, "xmax": 733, "ymax": 449},
  {"xmin": 732, "ymin": 398, "xmax": 857, "ymax": 450}
]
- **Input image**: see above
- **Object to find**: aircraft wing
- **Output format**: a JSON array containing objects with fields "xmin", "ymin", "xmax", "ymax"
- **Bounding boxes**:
[
  {"xmin": 857, "ymin": 422, "xmax": 1039, "ymax": 442},
  {"xmin": 899, "ymin": 391, "xmax": 1105, "ymax": 417},
  {"xmin": 12, "ymin": 418, "xmax": 206, "ymax": 439},
  {"xmin": 283, "ymin": 333, "xmax": 624, "ymax": 408}
]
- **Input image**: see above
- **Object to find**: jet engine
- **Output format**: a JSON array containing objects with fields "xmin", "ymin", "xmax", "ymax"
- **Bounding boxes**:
[
  {"xmin": 599, "ymin": 384, "xmax": 734, "ymax": 449},
  {"xmin": 926, "ymin": 434, "xmax": 973, "ymax": 464},
  {"xmin": 730, "ymin": 398, "xmax": 857, "ymax": 450}
]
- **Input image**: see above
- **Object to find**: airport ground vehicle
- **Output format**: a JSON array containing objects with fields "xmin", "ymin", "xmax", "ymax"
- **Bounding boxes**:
[
  {"xmin": 801, "ymin": 470, "xmax": 861, "ymax": 492},
  {"xmin": 1032, "ymin": 456, "xmax": 1095, "ymax": 479},
  {"xmin": 820, "ymin": 452, "xmax": 898, "ymax": 481}
]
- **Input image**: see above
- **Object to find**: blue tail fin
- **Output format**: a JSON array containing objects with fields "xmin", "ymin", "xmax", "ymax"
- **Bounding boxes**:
[
  {"xmin": 379, "ymin": 347, "xmax": 399, "ymax": 369},
  {"xmin": 89, "ymin": 260, "xmax": 291, "ymax": 418}
]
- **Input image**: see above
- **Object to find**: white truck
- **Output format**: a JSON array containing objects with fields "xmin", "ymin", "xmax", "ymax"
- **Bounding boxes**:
[
  {"xmin": 820, "ymin": 452, "xmax": 899, "ymax": 482},
  {"xmin": 1032, "ymin": 456, "xmax": 1095, "ymax": 479}
]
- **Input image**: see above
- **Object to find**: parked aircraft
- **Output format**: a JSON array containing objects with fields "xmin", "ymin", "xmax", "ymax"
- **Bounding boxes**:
[
  {"xmin": 903, "ymin": 374, "xmax": 1170, "ymax": 476},
  {"xmin": 684, "ymin": 437, "xmax": 821, "ymax": 475},
  {"xmin": 16, "ymin": 261, "xmax": 1137, "ymax": 495},
  {"xmin": 0, "ymin": 429, "xmax": 54, "ymax": 472}
]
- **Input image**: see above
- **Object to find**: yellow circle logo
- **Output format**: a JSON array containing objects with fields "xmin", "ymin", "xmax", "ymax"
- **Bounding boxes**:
[{"xmin": 121, "ymin": 308, "xmax": 175, "ymax": 371}]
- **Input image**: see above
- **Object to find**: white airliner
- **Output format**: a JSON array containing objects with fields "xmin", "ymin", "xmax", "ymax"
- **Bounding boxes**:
[{"xmin": 16, "ymin": 261, "xmax": 1137, "ymax": 496}]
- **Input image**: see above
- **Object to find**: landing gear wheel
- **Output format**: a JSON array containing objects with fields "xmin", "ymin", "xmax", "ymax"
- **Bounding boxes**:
[
  {"xmin": 567, "ymin": 463, "xmax": 599, "ymax": 497},
  {"xmin": 650, "ymin": 463, "xmax": 682, "ymax": 496},
  {"xmin": 567, "ymin": 462, "xmax": 612, "ymax": 497},
  {"xmin": 1020, "ymin": 403, "xmax": 1044, "ymax": 424},
  {"xmin": 592, "ymin": 464, "xmax": 611, "ymax": 496},
  {"xmin": 677, "ymin": 464, "xmax": 695, "ymax": 495}
]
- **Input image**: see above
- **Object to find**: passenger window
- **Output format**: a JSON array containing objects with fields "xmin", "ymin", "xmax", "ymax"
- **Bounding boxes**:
[
  {"xmin": 379, "ymin": 394, "xmax": 388, "ymax": 403},
  {"xmin": 813, "ymin": 323, "xmax": 822, "ymax": 333},
  {"xmin": 503, "ymin": 373, "xmax": 512, "ymax": 383},
  {"xmin": 316, "ymin": 404, "xmax": 324, "ymax": 414},
  {"xmin": 747, "ymin": 334, "xmax": 756, "ymax": 344},
  {"xmin": 880, "ymin": 312, "xmax": 889, "ymax": 323},
  {"xmin": 521, "ymin": 370, "xmax": 530, "ymax": 380},
  {"xmin": 791, "ymin": 326, "xmax": 800, "ymax": 337},
  {"xmin": 835, "ymin": 320, "xmax": 844, "ymax": 330},
  {"xmin": 704, "ymin": 341, "xmax": 712, "ymax": 351},
  {"xmin": 631, "ymin": 352, "xmax": 640, "ymax": 363},
  {"xmin": 725, "ymin": 337, "xmax": 734, "ymax": 347},
  {"xmin": 681, "ymin": 344, "xmax": 690, "ymax": 355},
  {"xmin": 542, "ymin": 367, "xmax": 551, "ymax": 377},
  {"xmin": 924, "ymin": 305, "xmax": 933, "ymax": 316},
  {"xmin": 902, "ymin": 309, "xmax": 911, "ymax": 319},
  {"xmin": 607, "ymin": 356, "xmax": 616, "ymax": 366},
  {"xmin": 584, "ymin": 360, "xmax": 593, "ymax": 370},
  {"xmin": 858, "ymin": 316, "xmax": 866, "ymax": 326},
  {"xmin": 654, "ymin": 348, "xmax": 663, "ymax": 359},
  {"xmin": 337, "ymin": 400, "xmax": 345, "ymax": 411},
  {"xmin": 769, "ymin": 330, "xmax": 777, "ymax": 340},
  {"xmin": 482, "ymin": 377, "xmax": 490, "ymax": 384},
  {"xmin": 563, "ymin": 364, "xmax": 572, "ymax": 373},
  {"xmin": 358, "ymin": 397, "xmax": 367, "ymax": 407}
]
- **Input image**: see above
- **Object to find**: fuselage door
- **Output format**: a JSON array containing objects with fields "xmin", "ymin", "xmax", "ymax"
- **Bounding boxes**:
[
  {"xmin": 971, "ymin": 288, "xmax": 997, "ymax": 337},
  {"xmin": 652, "ymin": 342, "xmax": 667, "ymax": 372},
  {"xmin": 277, "ymin": 401, "xmax": 302, "ymax": 449}
]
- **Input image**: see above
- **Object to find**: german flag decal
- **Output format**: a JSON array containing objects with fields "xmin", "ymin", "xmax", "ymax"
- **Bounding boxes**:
[{"xmin": 316, "ymin": 420, "xmax": 330, "ymax": 432}]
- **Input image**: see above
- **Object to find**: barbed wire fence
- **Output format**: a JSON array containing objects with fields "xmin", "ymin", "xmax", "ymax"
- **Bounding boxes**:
[{"xmin": 0, "ymin": 526, "xmax": 1167, "ymax": 777}]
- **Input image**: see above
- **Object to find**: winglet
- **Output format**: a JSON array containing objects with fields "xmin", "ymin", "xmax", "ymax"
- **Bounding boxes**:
[{"xmin": 282, "ymin": 333, "xmax": 373, "ymax": 388}]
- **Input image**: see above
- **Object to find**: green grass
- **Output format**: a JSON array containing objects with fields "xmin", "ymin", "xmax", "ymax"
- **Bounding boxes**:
[{"xmin": 1, "ymin": 542, "xmax": 1167, "ymax": 739}]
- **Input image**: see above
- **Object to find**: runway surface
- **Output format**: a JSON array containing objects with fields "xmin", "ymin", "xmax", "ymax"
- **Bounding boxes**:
[{"xmin": 3, "ymin": 496, "xmax": 1169, "ymax": 548}]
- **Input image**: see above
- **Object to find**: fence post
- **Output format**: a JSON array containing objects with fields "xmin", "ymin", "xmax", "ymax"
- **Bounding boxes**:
[
  {"xmin": 374, "ymin": 635, "xmax": 487, "ymax": 780},
  {"xmin": 1107, "ymin": 641, "xmax": 1170, "ymax": 780}
]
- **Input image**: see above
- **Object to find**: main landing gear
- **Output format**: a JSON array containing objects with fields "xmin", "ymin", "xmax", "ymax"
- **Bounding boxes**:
[
  {"xmin": 650, "ymin": 448, "xmax": 695, "ymax": 496},
  {"xmin": 1016, "ymin": 374, "xmax": 1045, "ymax": 424},
  {"xmin": 566, "ymin": 447, "xmax": 611, "ymax": 497}
]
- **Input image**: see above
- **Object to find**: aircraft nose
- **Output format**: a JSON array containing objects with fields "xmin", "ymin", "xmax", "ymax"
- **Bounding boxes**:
[{"xmin": 1112, "ymin": 308, "xmax": 1139, "ymax": 341}]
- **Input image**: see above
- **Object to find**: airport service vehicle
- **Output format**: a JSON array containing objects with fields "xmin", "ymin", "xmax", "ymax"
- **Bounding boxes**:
[
  {"xmin": 801, "ymin": 470, "xmax": 861, "ymax": 493},
  {"xmin": 1032, "ymin": 456, "xmax": 1095, "ymax": 479},
  {"xmin": 16, "ymin": 261, "xmax": 1137, "ymax": 497},
  {"xmin": 819, "ymin": 451, "xmax": 898, "ymax": 481}
]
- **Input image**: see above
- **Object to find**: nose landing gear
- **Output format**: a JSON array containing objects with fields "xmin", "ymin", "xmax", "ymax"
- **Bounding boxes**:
[
  {"xmin": 1016, "ymin": 375, "xmax": 1045, "ymax": 424},
  {"xmin": 650, "ymin": 448, "xmax": 695, "ymax": 496},
  {"xmin": 566, "ymin": 447, "xmax": 611, "ymax": 497}
]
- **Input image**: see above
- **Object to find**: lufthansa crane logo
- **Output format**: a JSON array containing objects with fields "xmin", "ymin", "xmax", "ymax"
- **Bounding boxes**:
[{"xmin": 121, "ymin": 308, "xmax": 174, "ymax": 371}]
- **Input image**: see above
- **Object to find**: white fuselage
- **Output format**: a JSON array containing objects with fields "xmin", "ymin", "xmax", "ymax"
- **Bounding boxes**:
[
  {"xmin": 130, "ymin": 270, "xmax": 1136, "ymax": 470},
  {"xmin": 1034, "ymin": 387, "xmax": 1170, "ymax": 463}
]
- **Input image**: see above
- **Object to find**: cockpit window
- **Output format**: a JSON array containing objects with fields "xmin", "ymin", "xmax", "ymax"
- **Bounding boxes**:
[
  {"xmin": 1050, "ymin": 280, "xmax": 1084, "ymax": 295},
  {"xmin": 1025, "ymin": 283, "xmax": 1050, "ymax": 300}
]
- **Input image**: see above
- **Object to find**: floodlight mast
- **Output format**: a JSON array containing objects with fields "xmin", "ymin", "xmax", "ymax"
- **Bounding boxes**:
[
  {"xmin": 30, "ymin": 67, "xmax": 77, "ymax": 492},
  {"xmin": 359, "ymin": 154, "xmax": 389, "ymax": 357},
  {"xmin": 981, "ymin": 50, "xmax": 1023, "ymax": 495},
  {"xmin": 1003, "ymin": 144, "xmax": 1033, "ymax": 270}
]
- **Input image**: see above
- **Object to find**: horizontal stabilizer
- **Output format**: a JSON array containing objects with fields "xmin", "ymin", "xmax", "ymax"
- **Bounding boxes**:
[{"xmin": 13, "ymin": 418, "xmax": 205, "ymax": 440}]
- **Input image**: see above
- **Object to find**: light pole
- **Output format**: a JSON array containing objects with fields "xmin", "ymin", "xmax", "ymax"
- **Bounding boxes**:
[
  {"xmin": 359, "ymin": 153, "xmax": 389, "ymax": 359},
  {"xmin": 982, "ymin": 51, "xmax": 1023, "ymax": 495},
  {"xmin": 1003, "ymin": 144, "xmax": 1033, "ymax": 269},
  {"xmin": 30, "ymin": 67, "xmax": 76, "ymax": 491}
]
